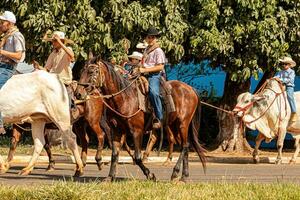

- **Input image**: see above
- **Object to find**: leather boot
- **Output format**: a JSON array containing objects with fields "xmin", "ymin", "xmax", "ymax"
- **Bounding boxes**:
[{"xmin": 290, "ymin": 112, "xmax": 298, "ymax": 123}]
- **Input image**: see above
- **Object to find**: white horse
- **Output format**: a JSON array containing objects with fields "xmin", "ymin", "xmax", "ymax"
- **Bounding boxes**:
[{"xmin": 0, "ymin": 70, "xmax": 84, "ymax": 176}]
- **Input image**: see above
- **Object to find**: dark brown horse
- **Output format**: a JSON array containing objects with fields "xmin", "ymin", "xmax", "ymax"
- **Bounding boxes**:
[{"xmin": 76, "ymin": 57, "xmax": 206, "ymax": 182}]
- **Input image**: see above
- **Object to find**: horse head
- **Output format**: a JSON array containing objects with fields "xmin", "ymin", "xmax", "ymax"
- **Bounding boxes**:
[{"xmin": 75, "ymin": 56, "xmax": 105, "ymax": 100}]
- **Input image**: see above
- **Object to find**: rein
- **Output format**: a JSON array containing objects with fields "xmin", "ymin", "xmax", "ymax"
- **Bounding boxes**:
[
  {"xmin": 235, "ymin": 78, "xmax": 287, "ymax": 126},
  {"xmin": 78, "ymin": 63, "xmax": 143, "ymax": 118}
]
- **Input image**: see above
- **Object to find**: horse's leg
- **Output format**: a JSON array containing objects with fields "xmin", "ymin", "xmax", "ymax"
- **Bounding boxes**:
[
  {"xmin": 101, "ymin": 119, "xmax": 112, "ymax": 149},
  {"xmin": 163, "ymin": 126, "xmax": 175, "ymax": 166},
  {"xmin": 275, "ymin": 127, "xmax": 286, "ymax": 164},
  {"xmin": 290, "ymin": 136, "xmax": 300, "ymax": 164},
  {"xmin": 74, "ymin": 119, "xmax": 89, "ymax": 167},
  {"xmin": 44, "ymin": 134, "xmax": 55, "ymax": 171},
  {"xmin": 142, "ymin": 130, "xmax": 157, "ymax": 162},
  {"xmin": 171, "ymin": 147, "xmax": 184, "ymax": 181},
  {"xmin": 20, "ymin": 121, "xmax": 46, "ymax": 175},
  {"xmin": 179, "ymin": 124, "xmax": 190, "ymax": 182},
  {"xmin": 120, "ymin": 133, "xmax": 134, "ymax": 163},
  {"xmin": 252, "ymin": 132, "xmax": 265, "ymax": 164},
  {"xmin": 104, "ymin": 128, "xmax": 122, "ymax": 182},
  {"xmin": 132, "ymin": 128, "xmax": 156, "ymax": 181},
  {"xmin": 93, "ymin": 123, "xmax": 105, "ymax": 171},
  {"xmin": 3, "ymin": 125, "xmax": 23, "ymax": 173}
]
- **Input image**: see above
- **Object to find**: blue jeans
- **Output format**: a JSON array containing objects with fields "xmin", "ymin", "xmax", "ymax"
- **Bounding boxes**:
[
  {"xmin": 286, "ymin": 86, "xmax": 297, "ymax": 113},
  {"xmin": 0, "ymin": 63, "xmax": 15, "ymax": 127},
  {"xmin": 148, "ymin": 74, "xmax": 163, "ymax": 120}
]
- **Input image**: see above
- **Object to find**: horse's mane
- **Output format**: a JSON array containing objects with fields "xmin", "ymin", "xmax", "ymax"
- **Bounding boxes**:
[{"xmin": 90, "ymin": 56, "xmax": 134, "ymax": 96}]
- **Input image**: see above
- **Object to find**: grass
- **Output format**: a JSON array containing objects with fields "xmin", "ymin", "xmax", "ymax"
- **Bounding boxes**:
[{"xmin": 0, "ymin": 181, "xmax": 300, "ymax": 200}]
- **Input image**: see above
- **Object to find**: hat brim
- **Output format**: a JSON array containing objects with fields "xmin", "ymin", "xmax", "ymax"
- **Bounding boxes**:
[
  {"xmin": 43, "ymin": 37, "xmax": 74, "ymax": 44},
  {"xmin": 0, "ymin": 16, "xmax": 14, "ymax": 23},
  {"xmin": 279, "ymin": 59, "xmax": 296, "ymax": 67},
  {"xmin": 128, "ymin": 55, "xmax": 142, "ymax": 60}
]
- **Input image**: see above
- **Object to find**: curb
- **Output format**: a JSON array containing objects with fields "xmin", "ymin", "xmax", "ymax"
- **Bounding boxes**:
[{"xmin": 7, "ymin": 155, "xmax": 300, "ymax": 164}]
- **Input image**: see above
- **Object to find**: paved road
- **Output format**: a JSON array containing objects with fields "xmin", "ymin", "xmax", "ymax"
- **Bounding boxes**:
[{"xmin": 1, "ymin": 161, "xmax": 300, "ymax": 185}]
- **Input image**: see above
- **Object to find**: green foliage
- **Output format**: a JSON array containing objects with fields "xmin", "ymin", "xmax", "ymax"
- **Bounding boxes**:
[
  {"xmin": 0, "ymin": 0, "xmax": 190, "ymax": 65},
  {"xmin": 190, "ymin": 0, "xmax": 299, "ymax": 82},
  {"xmin": 1, "ymin": 0, "xmax": 299, "ymax": 78}
]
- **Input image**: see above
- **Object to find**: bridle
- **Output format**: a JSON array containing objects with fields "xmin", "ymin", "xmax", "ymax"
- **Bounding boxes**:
[
  {"xmin": 76, "ymin": 61, "xmax": 143, "ymax": 118},
  {"xmin": 233, "ymin": 78, "xmax": 287, "ymax": 125},
  {"xmin": 77, "ymin": 63, "xmax": 105, "ymax": 95}
]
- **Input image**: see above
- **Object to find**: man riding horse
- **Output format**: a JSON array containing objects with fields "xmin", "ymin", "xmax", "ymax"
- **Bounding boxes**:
[
  {"xmin": 0, "ymin": 11, "xmax": 26, "ymax": 134},
  {"xmin": 33, "ymin": 31, "xmax": 75, "ymax": 111},
  {"xmin": 135, "ymin": 27, "xmax": 166, "ymax": 129}
]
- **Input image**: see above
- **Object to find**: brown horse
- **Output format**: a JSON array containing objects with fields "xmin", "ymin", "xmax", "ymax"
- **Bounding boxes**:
[{"xmin": 76, "ymin": 57, "xmax": 206, "ymax": 182}]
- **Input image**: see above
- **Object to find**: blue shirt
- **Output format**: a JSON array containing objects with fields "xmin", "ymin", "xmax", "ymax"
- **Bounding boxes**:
[{"xmin": 275, "ymin": 68, "xmax": 295, "ymax": 87}]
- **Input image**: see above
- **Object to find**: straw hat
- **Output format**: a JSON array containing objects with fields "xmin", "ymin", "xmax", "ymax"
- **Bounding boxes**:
[
  {"xmin": 279, "ymin": 56, "xmax": 296, "ymax": 67},
  {"xmin": 43, "ymin": 31, "xmax": 74, "ymax": 44},
  {"xmin": 128, "ymin": 51, "xmax": 143, "ymax": 60}
]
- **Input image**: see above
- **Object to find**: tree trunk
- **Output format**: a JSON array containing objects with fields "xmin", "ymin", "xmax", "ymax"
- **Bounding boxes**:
[{"xmin": 216, "ymin": 73, "xmax": 251, "ymax": 153}]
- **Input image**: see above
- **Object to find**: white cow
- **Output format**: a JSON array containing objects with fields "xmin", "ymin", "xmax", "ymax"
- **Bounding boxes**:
[
  {"xmin": 0, "ymin": 70, "xmax": 84, "ymax": 176},
  {"xmin": 233, "ymin": 78, "xmax": 300, "ymax": 164}
]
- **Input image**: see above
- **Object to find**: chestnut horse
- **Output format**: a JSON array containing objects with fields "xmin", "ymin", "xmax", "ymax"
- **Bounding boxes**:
[{"xmin": 76, "ymin": 57, "xmax": 206, "ymax": 182}]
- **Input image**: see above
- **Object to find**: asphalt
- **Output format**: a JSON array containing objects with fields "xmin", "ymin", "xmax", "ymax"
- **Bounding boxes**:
[{"xmin": 8, "ymin": 154, "xmax": 300, "ymax": 165}]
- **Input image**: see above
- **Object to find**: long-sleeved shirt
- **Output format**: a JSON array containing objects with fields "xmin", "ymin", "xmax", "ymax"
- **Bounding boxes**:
[{"xmin": 274, "ymin": 68, "xmax": 295, "ymax": 87}]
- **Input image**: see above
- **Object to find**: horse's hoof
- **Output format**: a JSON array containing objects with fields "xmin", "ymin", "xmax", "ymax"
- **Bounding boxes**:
[
  {"xmin": 103, "ymin": 176, "xmax": 113, "ymax": 182},
  {"xmin": 96, "ymin": 162, "xmax": 103, "ymax": 171},
  {"xmin": 46, "ymin": 163, "xmax": 55, "ymax": 172},
  {"xmin": 289, "ymin": 159, "xmax": 296, "ymax": 165},
  {"xmin": 275, "ymin": 159, "xmax": 282, "ymax": 165},
  {"xmin": 148, "ymin": 173, "xmax": 156, "ymax": 181},
  {"xmin": 171, "ymin": 173, "xmax": 179, "ymax": 181},
  {"xmin": 142, "ymin": 155, "xmax": 148, "ymax": 163},
  {"xmin": 253, "ymin": 157, "xmax": 260, "ymax": 164},
  {"xmin": 46, "ymin": 166, "xmax": 55, "ymax": 172},
  {"xmin": 83, "ymin": 162, "xmax": 87, "ymax": 167},
  {"xmin": 0, "ymin": 162, "xmax": 9, "ymax": 174},
  {"xmin": 163, "ymin": 159, "xmax": 171, "ymax": 166},
  {"xmin": 19, "ymin": 169, "xmax": 31, "ymax": 176},
  {"xmin": 179, "ymin": 177, "xmax": 188, "ymax": 183},
  {"xmin": 73, "ymin": 168, "xmax": 84, "ymax": 177}
]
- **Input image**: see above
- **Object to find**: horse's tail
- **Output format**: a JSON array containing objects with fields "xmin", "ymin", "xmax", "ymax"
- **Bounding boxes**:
[{"xmin": 189, "ymin": 91, "xmax": 207, "ymax": 172}]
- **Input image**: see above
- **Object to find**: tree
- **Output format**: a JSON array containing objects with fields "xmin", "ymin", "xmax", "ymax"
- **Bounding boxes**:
[{"xmin": 190, "ymin": 0, "xmax": 300, "ymax": 152}]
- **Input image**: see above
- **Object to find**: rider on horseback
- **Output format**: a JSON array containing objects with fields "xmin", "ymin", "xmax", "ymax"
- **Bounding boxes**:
[
  {"xmin": 135, "ymin": 27, "xmax": 166, "ymax": 129},
  {"xmin": 33, "ymin": 31, "xmax": 75, "ymax": 109},
  {"xmin": 0, "ymin": 11, "xmax": 26, "ymax": 134},
  {"xmin": 274, "ymin": 56, "xmax": 297, "ymax": 123}
]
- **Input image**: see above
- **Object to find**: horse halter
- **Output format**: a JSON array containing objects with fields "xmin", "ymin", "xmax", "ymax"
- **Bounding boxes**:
[{"xmin": 79, "ymin": 62, "xmax": 105, "ymax": 93}]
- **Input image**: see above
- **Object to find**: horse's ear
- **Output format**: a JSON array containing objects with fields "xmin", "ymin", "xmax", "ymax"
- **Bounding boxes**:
[{"xmin": 88, "ymin": 50, "xmax": 94, "ymax": 60}]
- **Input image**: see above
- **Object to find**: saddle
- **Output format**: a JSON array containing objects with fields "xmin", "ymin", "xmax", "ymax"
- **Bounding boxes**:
[{"xmin": 135, "ymin": 75, "xmax": 176, "ymax": 116}]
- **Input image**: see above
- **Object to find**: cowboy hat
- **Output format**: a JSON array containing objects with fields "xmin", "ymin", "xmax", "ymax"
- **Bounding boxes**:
[
  {"xmin": 43, "ymin": 31, "xmax": 74, "ymax": 44},
  {"xmin": 128, "ymin": 51, "xmax": 143, "ymax": 60},
  {"xmin": 136, "ymin": 42, "xmax": 148, "ymax": 49},
  {"xmin": 279, "ymin": 56, "xmax": 296, "ymax": 67},
  {"xmin": 144, "ymin": 27, "xmax": 161, "ymax": 37}
]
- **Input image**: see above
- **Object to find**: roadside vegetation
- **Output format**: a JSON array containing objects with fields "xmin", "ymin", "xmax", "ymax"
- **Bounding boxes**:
[{"xmin": 0, "ymin": 181, "xmax": 299, "ymax": 200}]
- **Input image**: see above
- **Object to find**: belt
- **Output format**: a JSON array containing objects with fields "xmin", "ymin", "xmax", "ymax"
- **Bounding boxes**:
[
  {"xmin": 0, "ymin": 62, "xmax": 15, "ymax": 70},
  {"xmin": 145, "ymin": 72, "xmax": 161, "ymax": 77}
]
